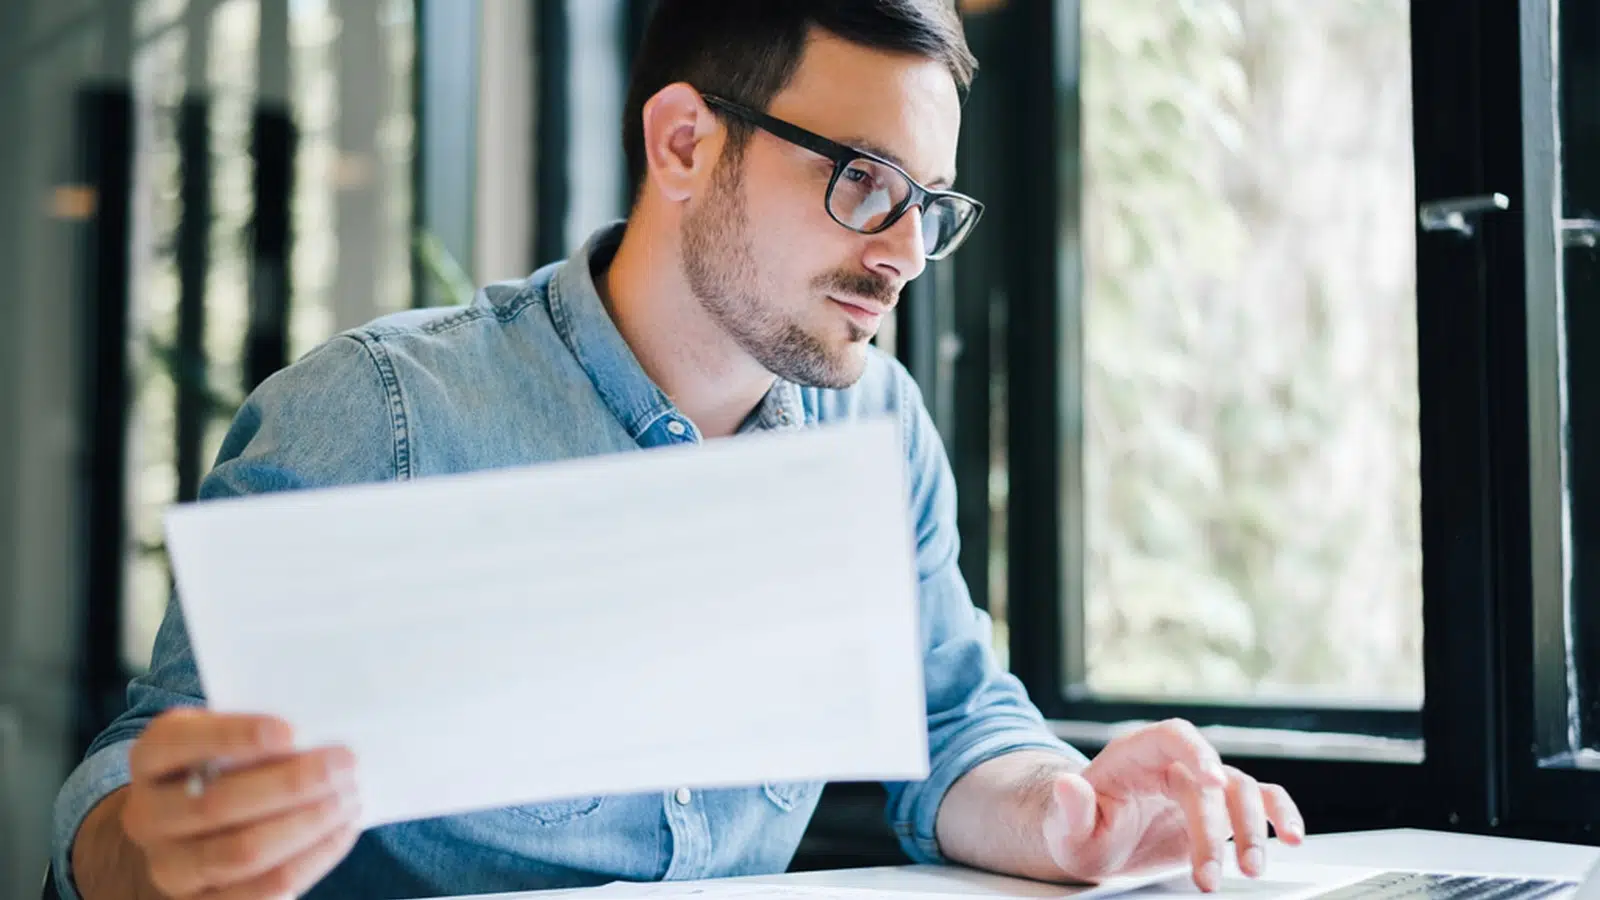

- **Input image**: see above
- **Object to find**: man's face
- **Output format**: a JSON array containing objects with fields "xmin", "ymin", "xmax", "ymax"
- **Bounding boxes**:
[{"xmin": 680, "ymin": 31, "xmax": 963, "ymax": 389}]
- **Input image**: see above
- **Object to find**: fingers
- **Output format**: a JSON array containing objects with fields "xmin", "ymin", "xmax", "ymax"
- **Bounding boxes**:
[
  {"xmin": 129, "ymin": 710, "xmax": 294, "ymax": 782},
  {"xmin": 1088, "ymin": 719, "xmax": 1227, "ymax": 797},
  {"xmin": 1167, "ymin": 762, "xmax": 1229, "ymax": 893},
  {"xmin": 1071, "ymin": 719, "xmax": 1307, "ymax": 892},
  {"xmin": 123, "ymin": 711, "xmax": 365, "ymax": 899},
  {"xmin": 193, "ymin": 821, "xmax": 362, "ymax": 900},
  {"xmin": 1262, "ymin": 782, "xmax": 1306, "ymax": 846},
  {"xmin": 129, "ymin": 747, "xmax": 357, "ymax": 842},
  {"xmin": 1223, "ymin": 767, "xmax": 1269, "ymax": 877},
  {"xmin": 150, "ymin": 792, "xmax": 360, "ymax": 897}
]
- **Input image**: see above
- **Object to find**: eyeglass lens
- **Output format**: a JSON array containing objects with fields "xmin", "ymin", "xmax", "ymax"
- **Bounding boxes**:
[{"xmin": 827, "ymin": 157, "xmax": 976, "ymax": 257}]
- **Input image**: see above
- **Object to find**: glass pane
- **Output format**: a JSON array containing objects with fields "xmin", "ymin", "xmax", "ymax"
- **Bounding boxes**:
[
  {"xmin": 564, "ymin": 0, "xmax": 628, "ymax": 254},
  {"xmin": 124, "ymin": 2, "xmax": 190, "ymax": 669},
  {"xmin": 121, "ymin": 0, "xmax": 416, "ymax": 671},
  {"xmin": 288, "ymin": 0, "xmax": 416, "ymax": 361},
  {"xmin": 1077, "ymin": 0, "xmax": 1422, "ymax": 705}
]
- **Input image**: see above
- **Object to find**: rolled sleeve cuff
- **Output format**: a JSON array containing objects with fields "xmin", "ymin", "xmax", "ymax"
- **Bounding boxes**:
[
  {"xmin": 892, "ymin": 727, "xmax": 1087, "ymax": 865},
  {"xmin": 52, "ymin": 740, "xmax": 136, "ymax": 900}
]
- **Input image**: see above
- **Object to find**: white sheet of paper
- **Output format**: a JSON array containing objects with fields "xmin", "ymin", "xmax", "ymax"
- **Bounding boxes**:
[
  {"xmin": 164, "ymin": 418, "xmax": 929, "ymax": 828},
  {"xmin": 568, "ymin": 879, "xmax": 1179, "ymax": 899},
  {"xmin": 580, "ymin": 887, "xmax": 1060, "ymax": 899},
  {"xmin": 458, "ymin": 864, "xmax": 1195, "ymax": 900}
]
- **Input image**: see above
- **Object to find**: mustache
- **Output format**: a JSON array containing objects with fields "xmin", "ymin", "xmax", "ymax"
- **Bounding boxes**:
[{"xmin": 814, "ymin": 270, "xmax": 899, "ymax": 307}]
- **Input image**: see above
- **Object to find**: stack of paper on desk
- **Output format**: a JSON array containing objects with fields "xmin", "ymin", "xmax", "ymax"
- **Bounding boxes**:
[
  {"xmin": 568, "ymin": 873, "xmax": 1192, "ymax": 898},
  {"xmin": 164, "ymin": 418, "xmax": 929, "ymax": 828}
]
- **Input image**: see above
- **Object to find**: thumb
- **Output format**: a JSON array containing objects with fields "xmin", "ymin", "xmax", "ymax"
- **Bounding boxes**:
[{"xmin": 1043, "ymin": 772, "xmax": 1098, "ymax": 849}]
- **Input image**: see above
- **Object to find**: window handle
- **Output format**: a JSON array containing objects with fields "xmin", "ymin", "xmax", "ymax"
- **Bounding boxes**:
[
  {"xmin": 1419, "ymin": 193, "xmax": 1511, "ymax": 238},
  {"xmin": 1562, "ymin": 219, "xmax": 1600, "ymax": 249}
]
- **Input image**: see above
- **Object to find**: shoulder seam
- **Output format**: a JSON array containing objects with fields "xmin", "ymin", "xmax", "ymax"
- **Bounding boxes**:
[
  {"xmin": 355, "ymin": 281, "xmax": 546, "ymax": 340},
  {"xmin": 338, "ymin": 334, "xmax": 413, "ymax": 481},
  {"xmin": 494, "ymin": 280, "xmax": 544, "ymax": 323}
]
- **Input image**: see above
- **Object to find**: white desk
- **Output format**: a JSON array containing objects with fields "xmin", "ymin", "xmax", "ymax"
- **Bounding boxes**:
[
  {"xmin": 1282, "ymin": 829, "xmax": 1597, "ymax": 878},
  {"xmin": 528, "ymin": 830, "xmax": 1600, "ymax": 898}
]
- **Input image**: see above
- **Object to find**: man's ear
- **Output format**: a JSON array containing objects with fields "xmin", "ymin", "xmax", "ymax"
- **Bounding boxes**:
[{"xmin": 639, "ymin": 83, "xmax": 724, "ymax": 203}]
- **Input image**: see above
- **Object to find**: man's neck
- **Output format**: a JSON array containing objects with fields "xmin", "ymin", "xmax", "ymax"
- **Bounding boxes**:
[{"xmin": 599, "ymin": 222, "xmax": 776, "ymax": 440}]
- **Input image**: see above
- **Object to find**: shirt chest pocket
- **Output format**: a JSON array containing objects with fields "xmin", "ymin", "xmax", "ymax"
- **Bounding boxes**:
[
  {"xmin": 507, "ymin": 795, "xmax": 606, "ymax": 825},
  {"xmin": 761, "ymin": 781, "xmax": 816, "ymax": 813}
]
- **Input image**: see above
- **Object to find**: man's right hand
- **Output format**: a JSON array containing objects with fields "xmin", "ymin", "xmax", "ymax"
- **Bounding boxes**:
[{"xmin": 73, "ymin": 709, "xmax": 362, "ymax": 900}]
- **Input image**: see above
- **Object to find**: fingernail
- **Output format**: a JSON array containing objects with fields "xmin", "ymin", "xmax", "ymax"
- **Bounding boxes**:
[
  {"xmin": 1243, "ymin": 847, "xmax": 1264, "ymax": 876},
  {"xmin": 1198, "ymin": 861, "xmax": 1221, "ymax": 892},
  {"xmin": 1205, "ymin": 762, "xmax": 1228, "ymax": 784}
]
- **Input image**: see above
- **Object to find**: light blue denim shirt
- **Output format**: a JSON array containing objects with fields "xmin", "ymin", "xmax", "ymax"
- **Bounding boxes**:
[{"xmin": 52, "ymin": 223, "xmax": 1082, "ymax": 899}]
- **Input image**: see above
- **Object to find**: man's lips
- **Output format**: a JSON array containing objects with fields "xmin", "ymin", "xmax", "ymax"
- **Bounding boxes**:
[{"xmin": 829, "ymin": 295, "xmax": 892, "ymax": 323}]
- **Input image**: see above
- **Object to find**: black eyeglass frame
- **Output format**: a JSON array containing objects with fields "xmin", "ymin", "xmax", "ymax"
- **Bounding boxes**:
[{"xmin": 699, "ymin": 92, "xmax": 984, "ymax": 261}]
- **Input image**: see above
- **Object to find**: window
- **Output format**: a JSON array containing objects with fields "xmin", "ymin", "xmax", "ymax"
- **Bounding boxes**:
[
  {"xmin": 946, "ymin": 0, "xmax": 1600, "ymax": 843},
  {"xmin": 960, "ymin": 0, "xmax": 1425, "ymax": 745},
  {"xmin": 67, "ymin": 0, "xmax": 595, "ymax": 754},
  {"xmin": 121, "ymin": 0, "xmax": 418, "ymax": 672},
  {"xmin": 79, "ymin": 0, "xmax": 569, "ymax": 744}
]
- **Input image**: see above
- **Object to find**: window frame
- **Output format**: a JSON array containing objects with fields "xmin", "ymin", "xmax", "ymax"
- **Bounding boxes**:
[
  {"xmin": 1556, "ymin": 0, "xmax": 1600, "ymax": 763},
  {"xmin": 1501, "ymin": 0, "xmax": 1600, "ymax": 832}
]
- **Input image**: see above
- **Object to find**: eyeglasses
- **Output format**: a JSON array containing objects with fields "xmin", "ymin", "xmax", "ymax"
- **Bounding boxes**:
[{"xmin": 700, "ymin": 93, "xmax": 984, "ymax": 261}]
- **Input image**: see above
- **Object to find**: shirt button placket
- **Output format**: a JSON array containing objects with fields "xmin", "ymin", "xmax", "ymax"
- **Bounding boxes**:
[{"xmin": 662, "ymin": 787, "xmax": 710, "ymax": 880}]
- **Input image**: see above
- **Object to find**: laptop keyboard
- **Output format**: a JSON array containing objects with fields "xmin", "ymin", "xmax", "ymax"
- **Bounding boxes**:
[{"xmin": 1316, "ymin": 872, "xmax": 1577, "ymax": 900}]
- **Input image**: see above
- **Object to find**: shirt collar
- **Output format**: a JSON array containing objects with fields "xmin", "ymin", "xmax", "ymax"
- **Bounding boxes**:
[
  {"xmin": 738, "ymin": 379, "xmax": 805, "ymax": 434},
  {"xmin": 547, "ymin": 222, "xmax": 807, "ymax": 443}
]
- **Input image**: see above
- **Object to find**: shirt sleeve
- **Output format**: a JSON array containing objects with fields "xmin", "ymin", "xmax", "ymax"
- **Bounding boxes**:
[
  {"xmin": 879, "ymin": 368, "xmax": 1087, "ymax": 865},
  {"xmin": 51, "ymin": 335, "xmax": 400, "ymax": 900}
]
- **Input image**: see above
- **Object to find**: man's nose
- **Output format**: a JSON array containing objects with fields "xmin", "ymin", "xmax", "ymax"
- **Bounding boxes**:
[{"xmin": 864, "ymin": 206, "xmax": 929, "ymax": 283}]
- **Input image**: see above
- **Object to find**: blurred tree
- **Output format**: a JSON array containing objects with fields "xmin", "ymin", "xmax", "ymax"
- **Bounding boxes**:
[{"xmin": 1080, "ymin": 0, "xmax": 1422, "ymax": 703}]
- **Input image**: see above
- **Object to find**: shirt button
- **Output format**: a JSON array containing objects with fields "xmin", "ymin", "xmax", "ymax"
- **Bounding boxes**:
[
  {"xmin": 674, "ymin": 787, "xmax": 692, "ymax": 805},
  {"xmin": 666, "ymin": 420, "xmax": 687, "ymax": 437}
]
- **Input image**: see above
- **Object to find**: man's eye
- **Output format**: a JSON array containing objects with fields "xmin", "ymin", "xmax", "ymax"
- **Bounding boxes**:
[{"xmin": 841, "ymin": 167, "xmax": 872, "ymax": 185}]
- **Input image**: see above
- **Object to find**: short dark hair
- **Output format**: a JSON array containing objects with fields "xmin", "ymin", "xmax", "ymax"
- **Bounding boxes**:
[{"xmin": 623, "ymin": 0, "xmax": 976, "ymax": 198}]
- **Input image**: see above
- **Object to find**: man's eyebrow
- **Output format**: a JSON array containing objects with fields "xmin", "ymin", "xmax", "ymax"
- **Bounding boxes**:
[{"xmin": 840, "ymin": 136, "xmax": 956, "ymax": 189}]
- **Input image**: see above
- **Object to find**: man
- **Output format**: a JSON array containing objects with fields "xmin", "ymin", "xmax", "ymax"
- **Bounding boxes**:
[{"xmin": 54, "ymin": 2, "xmax": 1303, "ymax": 898}]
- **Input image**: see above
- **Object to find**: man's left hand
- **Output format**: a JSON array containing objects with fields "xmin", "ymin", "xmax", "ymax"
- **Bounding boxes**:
[{"xmin": 1041, "ymin": 719, "xmax": 1305, "ymax": 892}]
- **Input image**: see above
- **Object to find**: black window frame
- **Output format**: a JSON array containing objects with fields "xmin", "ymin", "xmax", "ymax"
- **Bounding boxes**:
[{"xmin": 1500, "ymin": 0, "xmax": 1600, "ymax": 837}]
